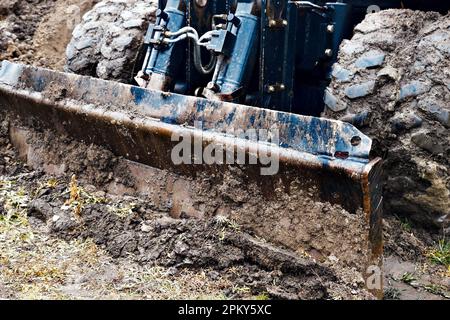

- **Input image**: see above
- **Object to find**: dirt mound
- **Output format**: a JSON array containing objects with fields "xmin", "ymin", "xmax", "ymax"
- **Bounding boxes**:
[
  {"xmin": 0, "ymin": 0, "xmax": 97, "ymax": 70},
  {"xmin": 323, "ymin": 10, "xmax": 450, "ymax": 231},
  {"xmin": 33, "ymin": 0, "xmax": 99, "ymax": 70},
  {"xmin": 28, "ymin": 196, "xmax": 342, "ymax": 300},
  {"xmin": 65, "ymin": 0, "xmax": 157, "ymax": 82},
  {"xmin": 0, "ymin": 0, "xmax": 57, "ymax": 65}
]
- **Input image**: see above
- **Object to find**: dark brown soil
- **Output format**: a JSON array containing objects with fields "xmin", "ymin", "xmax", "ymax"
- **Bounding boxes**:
[{"xmin": 0, "ymin": 0, "xmax": 97, "ymax": 70}]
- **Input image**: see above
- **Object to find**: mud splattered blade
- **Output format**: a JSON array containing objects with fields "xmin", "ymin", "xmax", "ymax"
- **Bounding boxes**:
[{"xmin": 0, "ymin": 61, "xmax": 383, "ymax": 296}]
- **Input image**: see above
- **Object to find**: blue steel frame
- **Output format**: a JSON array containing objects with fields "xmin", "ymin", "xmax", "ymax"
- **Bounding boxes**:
[{"xmin": 141, "ymin": 0, "xmax": 448, "ymax": 116}]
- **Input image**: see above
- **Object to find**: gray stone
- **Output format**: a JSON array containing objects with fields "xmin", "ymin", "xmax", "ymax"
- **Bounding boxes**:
[
  {"xmin": 66, "ymin": 43, "xmax": 76, "ymax": 60},
  {"xmin": 97, "ymin": 5, "xmax": 121, "ymax": 15},
  {"xmin": 355, "ymin": 50, "xmax": 385, "ymax": 69},
  {"xmin": 426, "ymin": 31, "xmax": 450, "ymax": 55},
  {"xmin": 75, "ymin": 37, "xmax": 94, "ymax": 50},
  {"xmin": 324, "ymin": 88, "xmax": 347, "ymax": 112},
  {"xmin": 354, "ymin": 16, "xmax": 384, "ymax": 34},
  {"xmin": 411, "ymin": 131, "xmax": 445, "ymax": 155},
  {"xmin": 418, "ymin": 100, "xmax": 450, "ymax": 128},
  {"xmin": 340, "ymin": 40, "xmax": 365, "ymax": 56},
  {"xmin": 82, "ymin": 21, "xmax": 102, "ymax": 32},
  {"xmin": 123, "ymin": 19, "xmax": 143, "ymax": 29},
  {"xmin": 377, "ymin": 66, "xmax": 399, "ymax": 81},
  {"xmin": 120, "ymin": 10, "xmax": 135, "ymax": 21},
  {"xmin": 112, "ymin": 35, "xmax": 133, "ymax": 50},
  {"xmin": 82, "ymin": 10, "xmax": 98, "ymax": 23},
  {"xmin": 345, "ymin": 81, "xmax": 376, "ymax": 99},
  {"xmin": 332, "ymin": 64, "xmax": 353, "ymax": 82},
  {"xmin": 390, "ymin": 113, "xmax": 423, "ymax": 132},
  {"xmin": 398, "ymin": 81, "xmax": 430, "ymax": 101},
  {"xmin": 72, "ymin": 25, "xmax": 84, "ymax": 39},
  {"xmin": 339, "ymin": 110, "xmax": 371, "ymax": 128}
]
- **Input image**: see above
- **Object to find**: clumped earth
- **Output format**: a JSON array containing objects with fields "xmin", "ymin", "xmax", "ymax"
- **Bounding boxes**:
[
  {"xmin": 0, "ymin": 0, "xmax": 98, "ymax": 70},
  {"xmin": 324, "ymin": 10, "xmax": 450, "ymax": 231},
  {"xmin": 65, "ymin": 0, "xmax": 156, "ymax": 82},
  {"xmin": 0, "ymin": 1, "xmax": 449, "ymax": 300}
]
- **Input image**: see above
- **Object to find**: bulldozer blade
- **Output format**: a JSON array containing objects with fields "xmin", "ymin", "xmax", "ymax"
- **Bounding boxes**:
[{"xmin": 0, "ymin": 61, "xmax": 383, "ymax": 295}]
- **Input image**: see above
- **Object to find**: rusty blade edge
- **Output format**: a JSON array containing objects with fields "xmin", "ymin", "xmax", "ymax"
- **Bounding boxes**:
[
  {"xmin": 0, "ymin": 86, "xmax": 380, "ymax": 179},
  {"xmin": 0, "ymin": 61, "xmax": 373, "ymax": 160}
]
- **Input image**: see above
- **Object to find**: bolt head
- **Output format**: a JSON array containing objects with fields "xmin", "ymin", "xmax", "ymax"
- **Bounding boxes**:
[
  {"xmin": 325, "ymin": 49, "xmax": 333, "ymax": 57},
  {"xmin": 327, "ymin": 24, "xmax": 335, "ymax": 33},
  {"xmin": 195, "ymin": 0, "xmax": 208, "ymax": 7}
]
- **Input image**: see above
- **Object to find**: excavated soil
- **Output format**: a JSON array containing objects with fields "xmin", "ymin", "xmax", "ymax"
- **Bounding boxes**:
[
  {"xmin": 0, "ymin": 0, "xmax": 98, "ymax": 70},
  {"xmin": 323, "ymin": 10, "xmax": 450, "ymax": 231},
  {"xmin": 0, "ymin": 2, "xmax": 449, "ymax": 300}
]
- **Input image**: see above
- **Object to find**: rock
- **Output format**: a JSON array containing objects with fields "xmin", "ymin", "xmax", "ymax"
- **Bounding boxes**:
[
  {"xmin": 355, "ymin": 50, "xmax": 385, "ymax": 69},
  {"xmin": 174, "ymin": 240, "xmax": 189, "ymax": 255},
  {"xmin": 123, "ymin": 19, "xmax": 143, "ymax": 29},
  {"xmin": 28, "ymin": 199, "xmax": 54, "ymax": 222},
  {"xmin": 377, "ymin": 66, "xmax": 400, "ymax": 81},
  {"xmin": 166, "ymin": 267, "xmax": 179, "ymax": 276},
  {"xmin": 324, "ymin": 88, "xmax": 347, "ymax": 112},
  {"xmin": 75, "ymin": 37, "xmax": 94, "ymax": 50},
  {"xmin": 66, "ymin": 0, "xmax": 156, "ymax": 82},
  {"xmin": 418, "ymin": 99, "xmax": 450, "ymax": 128},
  {"xmin": 411, "ymin": 131, "xmax": 445, "ymax": 155},
  {"xmin": 97, "ymin": 5, "xmax": 121, "ymax": 15},
  {"xmin": 390, "ymin": 113, "xmax": 423, "ymax": 132},
  {"xmin": 50, "ymin": 211, "xmax": 80, "ymax": 233},
  {"xmin": 398, "ymin": 81, "xmax": 430, "ymax": 101},
  {"xmin": 328, "ymin": 255, "xmax": 339, "ymax": 263},
  {"xmin": 332, "ymin": 64, "xmax": 353, "ymax": 82},
  {"xmin": 324, "ymin": 11, "xmax": 450, "ymax": 230},
  {"xmin": 354, "ymin": 15, "xmax": 385, "ymax": 34},
  {"xmin": 72, "ymin": 25, "xmax": 84, "ymax": 39},
  {"xmin": 339, "ymin": 111, "xmax": 371, "ymax": 128},
  {"xmin": 426, "ymin": 31, "xmax": 450, "ymax": 55},
  {"xmin": 112, "ymin": 35, "xmax": 133, "ymax": 50},
  {"xmin": 340, "ymin": 40, "xmax": 365, "ymax": 56},
  {"xmin": 141, "ymin": 223, "xmax": 151, "ymax": 232},
  {"xmin": 120, "ymin": 10, "xmax": 134, "ymax": 20},
  {"xmin": 65, "ymin": 43, "xmax": 76, "ymax": 60},
  {"xmin": 83, "ymin": 21, "xmax": 102, "ymax": 32},
  {"xmin": 345, "ymin": 81, "xmax": 376, "ymax": 99}
]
